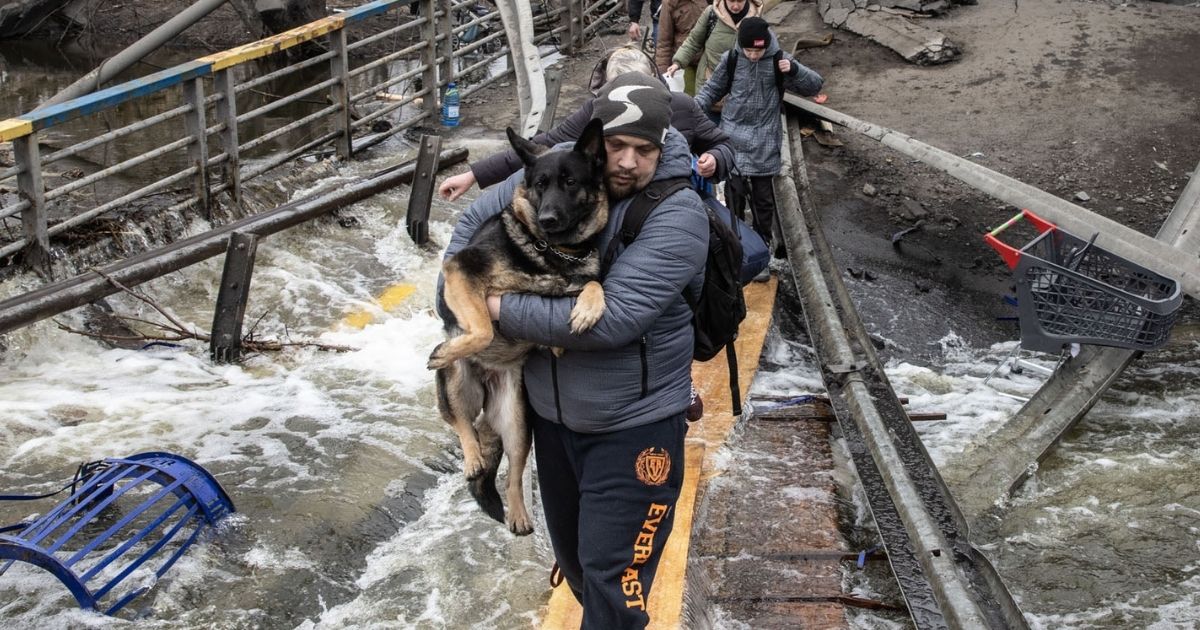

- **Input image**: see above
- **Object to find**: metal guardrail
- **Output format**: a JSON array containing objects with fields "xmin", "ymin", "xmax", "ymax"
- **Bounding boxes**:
[
  {"xmin": 0, "ymin": 0, "xmax": 617, "ymax": 268},
  {"xmin": 778, "ymin": 111, "xmax": 1029, "ymax": 630},
  {"xmin": 0, "ymin": 147, "xmax": 467, "ymax": 336}
]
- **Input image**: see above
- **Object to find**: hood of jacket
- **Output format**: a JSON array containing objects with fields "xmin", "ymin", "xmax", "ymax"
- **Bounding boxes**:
[
  {"xmin": 714, "ymin": 0, "xmax": 762, "ymax": 29},
  {"xmin": 648, "ymin": 127, "xmax": 694, "ymax": 185}
]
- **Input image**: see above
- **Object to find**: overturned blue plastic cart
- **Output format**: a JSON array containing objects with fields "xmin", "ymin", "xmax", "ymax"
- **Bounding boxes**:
[{"xmin": 0, "ymin": 452, "xmax": 235, "ymax": 615}]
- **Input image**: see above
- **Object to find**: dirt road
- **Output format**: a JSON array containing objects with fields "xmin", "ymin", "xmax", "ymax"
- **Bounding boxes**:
[{"xmin": 782, "ymin": 0, "xmax": 1200, "ymax": 357}]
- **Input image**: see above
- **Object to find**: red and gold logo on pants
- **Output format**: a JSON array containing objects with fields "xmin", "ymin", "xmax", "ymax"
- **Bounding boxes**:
[{"xmin": 635, "ymin": 447, "xmax": 671, "ymax": 486}]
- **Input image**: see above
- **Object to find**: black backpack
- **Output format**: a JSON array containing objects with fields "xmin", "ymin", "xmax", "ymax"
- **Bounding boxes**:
[{"xmin": 602, "ymin": 177, "xmax": 748, "ymax": 415}]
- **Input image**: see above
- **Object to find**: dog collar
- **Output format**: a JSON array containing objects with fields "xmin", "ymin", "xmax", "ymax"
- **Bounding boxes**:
[{"xmin": 535, "ymin": 240, "xmax": 594, "ymax": 264}]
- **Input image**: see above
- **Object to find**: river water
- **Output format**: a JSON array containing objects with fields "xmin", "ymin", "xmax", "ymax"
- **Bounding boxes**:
[{"xmin": 2, "ymin": 40, "xmax": 1199, "ymax": 630}]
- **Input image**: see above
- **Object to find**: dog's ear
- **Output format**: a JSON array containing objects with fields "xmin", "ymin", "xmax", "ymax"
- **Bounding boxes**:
[
  {"xmin": 507, "ymin": 127, "xmax": 545, "ymax": 169},
  {"xmin": 573, "ymin": 118, "xmax": 606, "ymax": 166}
]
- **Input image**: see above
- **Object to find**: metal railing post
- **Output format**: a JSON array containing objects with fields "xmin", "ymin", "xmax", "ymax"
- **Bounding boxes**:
[
  {"xmin": 210, "ymin": 231, "xmax": 258, "ymax": 364},
  {"xmin": 565, "ymin": 0, "xmax": 581, "ymax": 53},
  {"xmin": 436, "ymin": 0, "xmax": 455, "ymax": 87},
  {"xmin": 214, "ymin": 69, "xmax": 242, "ymax": 206},
  {"xmin": 420, "ymin": 0, "xmax": 440, "ymax": 118},
  {"xmin": 405, "ymin": 134, "xmax": 440, "ymax": 245},
  {"xmin": 182, "ymin": 78, "xmax": 212, "ymax": 216},
  {"xmin": 12, "ymin": 134, "xmax": 49, "ymax": 269},
  {"xmin": 538, "ymin": 69, "xmax": 562, "ymax": 134},
  {"xmin": 329, "ymin": 28, "xmax": 353, "ymax": 160}
]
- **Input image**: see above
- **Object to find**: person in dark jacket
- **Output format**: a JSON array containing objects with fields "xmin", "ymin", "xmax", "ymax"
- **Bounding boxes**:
[
  {"xmin": 437, "ymin": 45, "xmax": 734, "ymax": 201},
  {"xmin": 695, "ymin": 17, "xmax": 823, "ymax": 274},
  {"xmin": 437, "ymin": 73, "xmax": 708, "ymax": 629},
  {"xmin": 666, "ymin": 0, "xmax": 762, "ymax": 124},
  {"xmin": 626, "ymin": 0, "xmax": 661, "ymax": 48}
]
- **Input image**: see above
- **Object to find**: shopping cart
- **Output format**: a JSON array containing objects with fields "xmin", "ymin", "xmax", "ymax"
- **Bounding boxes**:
[{"xmin": 984, "ymin": 210, "xmax": 1183, "ymax": 353}]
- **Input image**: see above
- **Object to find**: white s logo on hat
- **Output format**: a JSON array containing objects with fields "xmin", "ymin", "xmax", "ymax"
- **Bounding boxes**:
[{"xmin": 605, "ymin": 85, "xmax": 650, "ymax": 129}]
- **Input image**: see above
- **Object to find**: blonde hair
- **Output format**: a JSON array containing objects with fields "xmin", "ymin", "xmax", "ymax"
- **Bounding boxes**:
[{"xmin": 604, "ymin": 45, "xmax": 657, "ymax": 82}]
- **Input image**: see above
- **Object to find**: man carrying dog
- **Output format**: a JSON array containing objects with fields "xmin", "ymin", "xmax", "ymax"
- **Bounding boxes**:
[{"xmin": 438, "ymin": 73, "xmax": 708, "ymax": 628}]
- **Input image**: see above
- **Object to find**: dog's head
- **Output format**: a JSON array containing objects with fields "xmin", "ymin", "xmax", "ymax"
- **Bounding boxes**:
[{"xmin": 506, "ymin": 118, "xmax": 609, "ymax": 247}]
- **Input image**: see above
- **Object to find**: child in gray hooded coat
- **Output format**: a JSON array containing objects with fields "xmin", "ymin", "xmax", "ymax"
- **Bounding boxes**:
[{"xmin": 695, "ymin": 17, "xmax": 823, "ymax": 268}]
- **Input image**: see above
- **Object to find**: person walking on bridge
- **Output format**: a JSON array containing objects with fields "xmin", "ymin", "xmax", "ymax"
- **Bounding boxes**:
[
  {"xmin": 438, "ymin": 73, "xmax": 708, "ymax": 629},
  {"xmin": 665, "ymin": 0, "xmax": 762, "ymax": 124},
  {"xmin": 654, "ymin": 0, "xmax": 707, "ymax": 95},
  {"xmin": 438, "ymin": 45, "xmax": 734, "ymax": 202},
  {"xmin": 695, "ymin": 17, "xmax": 823, "ymax": 274},
  {"xmin": 626, "ymin": 0, "xmax": 662, "ymax": 50}
]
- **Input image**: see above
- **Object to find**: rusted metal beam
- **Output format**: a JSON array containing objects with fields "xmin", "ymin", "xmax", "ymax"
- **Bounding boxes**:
[
  {"xmin": 405, "ymin": 134, "xmax": 440, "ymax": 245},
  {"xmin": 779, "ymin": 112, "xmax": 1017, "ymax": 629},
  {"xmin": 210, "ymin": 232, "xmax": 258, "ymax": 363}
]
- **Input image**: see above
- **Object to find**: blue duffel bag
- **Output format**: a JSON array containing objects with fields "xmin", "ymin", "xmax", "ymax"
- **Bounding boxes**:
[{"xmin": 692, "ymin": 168, "xmax": 769, "ymax": 285}]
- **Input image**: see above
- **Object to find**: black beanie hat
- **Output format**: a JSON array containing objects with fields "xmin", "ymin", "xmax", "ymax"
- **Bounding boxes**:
[
  {"xmin": 738, "ymin": 16, "xmax": 771, "ymax": 49},
  {"xmin": 593, "ymin": 73, "xmax": 672, "ymax": 149}
]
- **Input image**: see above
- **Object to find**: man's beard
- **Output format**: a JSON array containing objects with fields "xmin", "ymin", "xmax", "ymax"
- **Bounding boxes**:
[{"xmin": 606, "ymin": 168, "xmax": 651, "ymax": 199}]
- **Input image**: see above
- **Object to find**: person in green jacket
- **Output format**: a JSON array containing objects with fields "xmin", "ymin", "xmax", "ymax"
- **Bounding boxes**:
[{"xmin": 665, "ymin": 0, "xmax": 762, "ymax": 123}]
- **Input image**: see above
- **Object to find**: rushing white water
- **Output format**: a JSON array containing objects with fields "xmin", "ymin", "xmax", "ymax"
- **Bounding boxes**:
[
  {"xmin": 717, "ymin": 307, "xmax": 1200, "ymax": 630},
  {"xmin": 2, "ymin": 135, "xmax": 1198, "ymax": 628},
  {"xmin": 0, "ymin": 134, "xmax": 558, "ymax": 628}
]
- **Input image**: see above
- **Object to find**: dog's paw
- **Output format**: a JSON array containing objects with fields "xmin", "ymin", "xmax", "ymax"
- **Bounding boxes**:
[
  {"xmin": 568, "ymin": 282, "xmax": 605, "ymax": 334},
  {"xmin": 463, "ymin": 452, "xmax": 487, "ymax": 480},
  {"xmin": 427, "ymin": 342, "xmax": 453, "ymax": 370},
  {"xmin": 568, "ymin": 306, "xmax": 603, "ymax": 334},
  {"xmin": 508, "ymin": 508, "xmax": 534, "ymax": 536},
  {"xmin": 550, "ymin": 346, "xmax": 565, "ymax": 357}
]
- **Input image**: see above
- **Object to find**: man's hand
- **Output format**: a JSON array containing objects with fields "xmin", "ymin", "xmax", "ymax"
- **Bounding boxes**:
[
  {"xmin": 627, "ymin": 21, "xmax": 641, "ymax": 41},
  {"xmin": 487, "ymin": 294, "xmax": 502, "ymax": 321},
  {"xmin": 438, "ymin": 171, "xmax": 477, "ymax": 201},
  {"xmin": 696, "ymin": 152, "xmax": 717, "ymax": 178},
  {"xmin": 665, "ymin": 63, "xmax": 680, "ymax": 76},
  {"xmin": 778, "ymin": 58, "xmax": 792, "ymax": 74}
]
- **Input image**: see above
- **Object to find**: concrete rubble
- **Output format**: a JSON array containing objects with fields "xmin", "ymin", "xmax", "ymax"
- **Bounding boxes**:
[{"xmin": 816, "ymin": 0, "xmax": 962, "ymax": 65}]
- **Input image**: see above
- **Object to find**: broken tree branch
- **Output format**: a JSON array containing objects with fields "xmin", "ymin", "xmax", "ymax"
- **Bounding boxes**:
[{"xmin": 60, "ymin": 269, "xmax": 358, "ymax": 354}]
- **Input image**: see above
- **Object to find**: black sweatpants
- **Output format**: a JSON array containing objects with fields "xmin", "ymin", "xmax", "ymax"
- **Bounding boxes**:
[
  {"xmin": 533, "ymin": 411, "xmax": 687, "ymax": 630},
  {"xmin": 727, "ymin": 174, "xmax": 778, "ymax": 245}
]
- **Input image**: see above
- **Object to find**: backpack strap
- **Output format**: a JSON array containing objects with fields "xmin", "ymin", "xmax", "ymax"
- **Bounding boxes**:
[
  {"xmin": 773, "ymin": 50, "xmax": 785, "ymax": 101},
  {"xmin": 704, "ymin": 7, "xmax": 718, "ymax": 41},
  {"xmin": 727, "ymin": 340, "xmax": 742, "ymax": 416},
  {"xmin": 723, "ymin": 49, "xmax": 786, "ymax": 103},
  {"xmin": 602, "ymin": 177, "xmax": 692, "ymax": 275},
  {"xmin": 723, "ymin": 49, "xmax": 737, "ymax": 99}
]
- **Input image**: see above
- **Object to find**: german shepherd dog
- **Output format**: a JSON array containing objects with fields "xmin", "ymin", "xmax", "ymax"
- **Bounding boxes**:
[{"xmin": 428, "ymin": 119, "xmax": 609, "ymax": 535}]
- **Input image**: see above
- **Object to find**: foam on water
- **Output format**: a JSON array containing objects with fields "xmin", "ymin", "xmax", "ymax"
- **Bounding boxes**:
[
  {"xmin": 0, "ymin": 154, "xmax": 538, "ymax": 626},
  {"xmin": 727, "ymin": 303, "xmax": 1199, "ymax": 628}
]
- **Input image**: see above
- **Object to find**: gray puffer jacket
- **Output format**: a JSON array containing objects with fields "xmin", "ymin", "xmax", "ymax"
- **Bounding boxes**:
[
  {"xmin": 694, "ymin": 34, "xmax": 824, "ymax": 176},
  {"xmin": 440, "ymin": 129, "xmax": 709, "ymax": 433}
]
